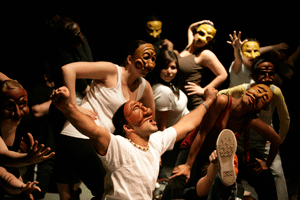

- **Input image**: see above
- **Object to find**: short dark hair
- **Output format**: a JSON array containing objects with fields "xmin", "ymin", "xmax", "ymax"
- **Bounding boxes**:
[
  {"xmin": 112, "ymin": 102, "xmax": 127, "ymax": 137},
  {"xmin": 122, "ymin": 40, "xmax": 147, "ymax": 66},
  {"xmin": 251, "ymin": 55, "xmax": 273, "ymax": 76}
]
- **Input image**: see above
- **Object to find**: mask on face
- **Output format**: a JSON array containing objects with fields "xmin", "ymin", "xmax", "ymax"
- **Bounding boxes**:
[
  {"xmin": 123, "ymin": 100, "xmax": 153, "ymax": 127},
  {"xmin": 146, "ymin": 20, "xmax": 162, "ymax": 39},
  {"xmin": 242, "ymin": 41, "xmax": 260, "ymax": 59},
  {"xmin": 132, "ymin": 43, "xmax": 156, "ymax": 72},
  {"xmin": 196, "ymin": 24, "xmax": 216, "ymax": 44}
]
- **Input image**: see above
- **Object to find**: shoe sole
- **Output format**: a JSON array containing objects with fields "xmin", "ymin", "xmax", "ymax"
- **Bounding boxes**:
[{"xmin": 216, "ymin": 129, "xmax": 237, "ymax": 186}]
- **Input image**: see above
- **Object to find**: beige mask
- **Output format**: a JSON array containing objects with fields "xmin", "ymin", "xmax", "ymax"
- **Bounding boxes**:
[
  {"xmin": 132, "ymin": 43, "xmax": 156, "ymax": 72},
  {"xmin": 196, "ymin": 24, "xmax": 216, "ymax": 44},
  {"xmin": 242, "ymin": 41, "xmax": 260, "ymax": 59},
  {"xmin": 146, "ymin": 21, "xmax": 162, "ymax": 39}
]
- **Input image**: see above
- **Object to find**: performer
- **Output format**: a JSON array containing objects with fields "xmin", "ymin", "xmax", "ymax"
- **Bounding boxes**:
[
  {"xmin": 54, "ymin": 40, "xmax": 156, "ymax": 200},
  {"xmin": 219, "ymin": 56, "xmax": 290, "ymax": 199},
  {"xmin": 162, "ymin": 84, "xmax": 280, "ymax": 200},
  {"xmin": 51, "ymin": 86, "xmax": 217, "ymax": 199},
  {"xmin": 178, "ymin": 20, "xmax": 227, "ymax": 110}
]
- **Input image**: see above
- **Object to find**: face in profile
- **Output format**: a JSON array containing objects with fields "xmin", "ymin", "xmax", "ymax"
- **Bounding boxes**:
[
  {"xmin": 242, "ymin": 84, "xmax": 273, "ymax": 112},
  {"xmin": 132, "ymin": 43, "xmax": 156, "ymax": 76}
]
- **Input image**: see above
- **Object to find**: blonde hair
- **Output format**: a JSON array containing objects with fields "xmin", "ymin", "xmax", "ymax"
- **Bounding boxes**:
[{"xmin": 0, "ymin": 80, "xmax": 23, "ymax": 93}]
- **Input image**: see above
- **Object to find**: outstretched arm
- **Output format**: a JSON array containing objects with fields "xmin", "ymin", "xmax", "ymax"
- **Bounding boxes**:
[
  {"xmin": 0, "ymin": 133, "xmax": 54, "ymax": 167},
  {"xmin": 51, "ymin": 86, "xmax": 111, "ymax": 156},
  {"xmin": 0, "ymin": 166, "xmax": 41, "ymax": 200},
  {"xmin": 173, "ymin": 87, "xmax": 217, "ymax": 142},
  {"xmin": 227, "ymin": 31, "xmax": 248, "ymax": 74}
]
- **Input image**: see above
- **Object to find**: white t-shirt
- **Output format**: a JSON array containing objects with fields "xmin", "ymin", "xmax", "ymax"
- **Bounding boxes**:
[
  {"xmin": 99, "ymin": 127, "xmax": 177, "ymax": 200},
  {"xmin": 229, "ymin": 61, "xmax": 253, "ymax": 87},
  {"xmin": 153, "ymin": 83, "xmax": 189, "ymax": 127},
  {"xmin": 61, "ymin": 65, "xmax": 146, "ymax": 139}
]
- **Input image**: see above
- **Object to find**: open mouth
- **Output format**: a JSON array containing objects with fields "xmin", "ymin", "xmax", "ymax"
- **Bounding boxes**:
[
  {"xmin": 148, "ymin": 117, "xmax": 157, "ymax": 126},
  {"xmin": 246, "ymin": 93, "xmax": 255, "ymax": 105}
]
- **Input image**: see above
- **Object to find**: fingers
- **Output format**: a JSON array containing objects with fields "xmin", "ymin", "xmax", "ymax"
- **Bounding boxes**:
[{"xmin": 27, "ymin": 133, "xmax": 34, "ymax": 147}]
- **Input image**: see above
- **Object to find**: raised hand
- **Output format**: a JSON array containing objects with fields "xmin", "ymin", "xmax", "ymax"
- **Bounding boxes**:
[
  {"xmin": 227, "ymin": 31, "xmax": 248, "ymax": 50},
  {"xmin": 25, "ymin": 133, "xmax": 55, "ymax": 164}
]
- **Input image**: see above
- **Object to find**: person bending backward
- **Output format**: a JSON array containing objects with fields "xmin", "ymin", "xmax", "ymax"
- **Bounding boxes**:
[
  {"xmin": 55, "ymin": 40, "xmax": 156, "ymax": 200},
  {"xmin": 51, "ymin": 86, "xmax": 217, "ymax": 200},
  {"xmin": 162, "ymin": 84, "xmax": 281, "ymax": 200}
]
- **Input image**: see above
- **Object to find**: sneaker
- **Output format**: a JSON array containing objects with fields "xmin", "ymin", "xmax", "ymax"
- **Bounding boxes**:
[{"xmin": 216, "ymin": 129, "xmax": 237, "ymax": 186}]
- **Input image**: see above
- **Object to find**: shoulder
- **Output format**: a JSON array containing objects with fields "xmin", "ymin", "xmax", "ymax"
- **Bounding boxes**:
[
  {"xmin": 153, "ymin": 84, "xmax": 173, "ymax": 96},
  {"xmin": 271, "ymin": 85, "xmax": 283, "ymax": 96},
  {"xmin": 214, "ymin": 94, "xmax": 230, "ymax": 111},
  {"xmin": 198, "ymin": 49, "xmax": 217, "ymax": 60}
]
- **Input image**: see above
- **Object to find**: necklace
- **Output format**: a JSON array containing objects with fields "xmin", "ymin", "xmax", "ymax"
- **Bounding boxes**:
[{"xmin": 127, "ymin": 138, "xmax": 149, "ymax": 151}]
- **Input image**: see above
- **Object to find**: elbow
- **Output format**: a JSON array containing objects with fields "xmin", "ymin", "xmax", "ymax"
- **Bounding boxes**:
[
  {"xmin": 220, "ymin": 72, "xmax": 228, "ymax": 83},
  {"xmin": 31, "ymin": 106, "xmax": 41, "ymax": 118}
]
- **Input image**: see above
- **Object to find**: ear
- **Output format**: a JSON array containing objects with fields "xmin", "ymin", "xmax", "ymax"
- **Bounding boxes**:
[
  {"xmin": 123, "ymin": 124, "xmax": 134, "ymax": 135},
  {"xmin": 127, "ymin": 55, "xmax": 133, "ymax": 65}
]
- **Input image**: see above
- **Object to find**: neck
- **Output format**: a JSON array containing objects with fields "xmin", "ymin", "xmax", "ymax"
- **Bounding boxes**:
[
  {"xmin": 127, "ymin": 133, "xmax": 149, "ymax": 148},
  {"xmin": 231, "ymin": 98, "xmax": 251, "ymax": 118},
  {"xmin": 122, "ymin": 66, "xmax": 139, "ymax": 86}
]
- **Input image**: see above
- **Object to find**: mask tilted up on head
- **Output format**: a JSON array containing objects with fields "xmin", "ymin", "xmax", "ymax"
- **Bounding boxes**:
[
  {"xmin": 132, "ymin": 43, "xmax": 156, "ymax": 72},
  {"xmin": 146, "ymin": 20, "xmax": 162, "ymax": 39},
  {"xmin": 196, "ymin": 24, "xmax": 216, "ymax": 44},
  {"xmin": 242, "ymin": 41, "xmax": 260, "ymax": 59}
]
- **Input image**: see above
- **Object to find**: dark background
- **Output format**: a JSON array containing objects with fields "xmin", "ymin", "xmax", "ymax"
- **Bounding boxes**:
[{"xmin": 2, "ymin": 3, "xmax": 300, "ymax": 91}]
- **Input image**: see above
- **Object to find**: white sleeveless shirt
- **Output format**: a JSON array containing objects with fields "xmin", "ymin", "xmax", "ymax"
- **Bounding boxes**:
[{"xmin": 61, "ymin": 65, "xmax": 146, "ymax": 139}]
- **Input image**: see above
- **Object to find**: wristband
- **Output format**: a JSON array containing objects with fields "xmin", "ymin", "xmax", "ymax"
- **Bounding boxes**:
[{"xmin": 201, "ymin": 102, "xmax": 209, "ymax": 111}]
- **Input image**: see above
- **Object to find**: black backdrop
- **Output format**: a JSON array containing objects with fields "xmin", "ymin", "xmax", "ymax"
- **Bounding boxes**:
[{"xmin": 2, "ymin": 3, "xmax": 299, "ymax": 91}]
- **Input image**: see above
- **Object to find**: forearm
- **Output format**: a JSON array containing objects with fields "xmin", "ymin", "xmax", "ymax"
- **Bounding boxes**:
[
  {"xmin": 266, "ymin": 142, "xmax": 280, "ymax": 168},
  {"xmin": 62, "ymin": 64, "xmax": 79, "ymax": 105},
  {"xmin": 196, "ymin": 163, "xmax": 218, "ymax": 197},
  {"xmin": 61, "ymin": 102, "xmax": 100, "ymax": 139},
  {"xmin": 0, "ymin": 151, "xmax": 30, "ymax": 167},
  {"xmin": 174, "ymin": 98, "xmax": 213, "ymax": 142},
  {"xmin": 231, "ymin": 49, "xmax": 243, "ymax": 74},
  {"xmin": 31, "ymin": 100, "xmax": 52, "ymax": 118},
  {"xmin": 204, "ymin": 74, "xmax": 227, "ymax": 90},
  {"xmin": 185, "ymin": 133, "xmax": 204, "ymax": 167},
  {"xmin": 0, "ymin": 167, "xmax": 25, "ymax": 195}
]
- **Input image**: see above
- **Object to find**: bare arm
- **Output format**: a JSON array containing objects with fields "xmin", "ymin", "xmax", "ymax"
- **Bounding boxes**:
[
  {"xmin": 186, "ymin": 20, "xmax": 214, "ymax": 50},
  {"xmin": 248, "ymin": 118, "xmax": 281, "ymax": 168},
  {"xmin": 61, "ymin": 61, "xmax": 118, "ymax": 105},
  {"xmin": 0, "ymin": 133, "xmax": 55, "ymax": 167},
  {"xmin": 260, "ymin": 42, "xmax": 289, "ymax": 54},
  {"xmin": 198, "ymin": 50, "xmax": 228, "ymax": 89},
  {"xmin": 0, "ymin": 72, "xmax": 10, "ymax": 81},
  {"xmin": 170, "ymin": 95, "xmax": 227, "ymax": 180},
  {"xmin": 139, "ymin": 80, "xmax": 156, "ymax": 118},
  {"xmin": 31, "ymin": 100, "xmax": 52, "ymax": 118},
  {"xmin": 196, "ymin": 150, "xmax": 219, "ymax": 197},
  {"xmin": 0, "ymin": 166, "xmax": 40, "ymax": 199},
  {"xmin": 173, "ymin": 87, "xmax": 217, "ymax": 143},
  {"xmin": 227, "ymin": 31, "xmax": 247, "ymax": 74},
  {"xmin": 51, "ymin": 86, "xmax": 111, "ymax": 156}
]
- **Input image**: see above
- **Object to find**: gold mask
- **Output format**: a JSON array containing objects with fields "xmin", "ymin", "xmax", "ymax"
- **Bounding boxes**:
[
  {"xmin": 196, "ymin": 24, "xmax": 216, "ymax": 44},
  {"xmin": 146, "ymin": 21, "xmax": 162, "ymax": 39},
  {"xmin": 242, "ymin": 41, "xmax": 260, "ymax": 59}
]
